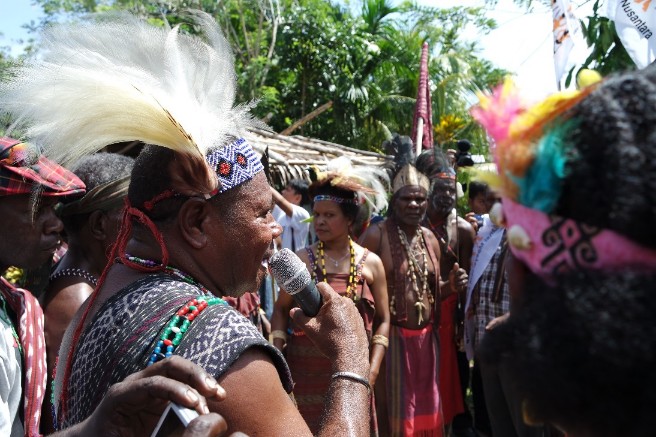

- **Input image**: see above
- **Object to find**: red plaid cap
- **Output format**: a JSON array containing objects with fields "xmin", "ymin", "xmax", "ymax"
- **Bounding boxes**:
[{"xmin": 0, "ymin": 137, "xmax": 85, "ymax": 198}]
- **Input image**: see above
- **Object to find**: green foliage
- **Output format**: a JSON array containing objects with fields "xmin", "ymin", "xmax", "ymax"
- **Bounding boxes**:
[
  {"xmin": 564, "ymin": 0, "xmax": 635, "ymax": 86},
  {"xmin": 18, "ymin": 0, "xmax": 507, "ymax": 156}
]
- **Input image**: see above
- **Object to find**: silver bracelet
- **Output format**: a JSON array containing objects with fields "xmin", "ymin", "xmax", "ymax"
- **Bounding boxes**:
[{"xmin": 331, "ymin": 371, "xmax": 371, "ymax": 391}]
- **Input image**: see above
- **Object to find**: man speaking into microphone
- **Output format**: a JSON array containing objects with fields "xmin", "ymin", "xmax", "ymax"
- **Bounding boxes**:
[{"xmin": 1, "ymin": 11, "xmax": 372, "ymax": 436}]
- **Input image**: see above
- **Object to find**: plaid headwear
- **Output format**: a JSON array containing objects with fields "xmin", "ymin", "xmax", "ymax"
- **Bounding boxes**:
[{"xmin": 0, "ymin": 137, "xmax": 85, "ymax": 198}]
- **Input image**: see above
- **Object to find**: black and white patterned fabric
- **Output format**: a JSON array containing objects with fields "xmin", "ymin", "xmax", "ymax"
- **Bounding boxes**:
[{"xmin": 56, "ymin": 274, "xmax": 292, "ymax": 428}]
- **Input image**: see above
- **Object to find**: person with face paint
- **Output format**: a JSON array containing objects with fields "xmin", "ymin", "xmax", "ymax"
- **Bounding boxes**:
[
  {"xmin": 360, "ymin": 163, "xmax": 446, "ymax": 436},
  {"xmin": 271, "ymin": 157, "xmax": 389, "ymax": 435},
  {"xmin": 415, "ymin": 150, "xmax": 475, "ymax": 436}
]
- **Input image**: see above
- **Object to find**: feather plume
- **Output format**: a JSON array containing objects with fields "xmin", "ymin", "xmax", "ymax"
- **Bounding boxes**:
[
  {"xmin": 472, "ymin": 78, "xmax": 599, "ymax": 203},
  {"xmin": 320, "ymin": 156, "xmax": 389, "ymax": 213},
  {"xmin": 0, "ymin": 11, "xmax": 264, "ymax": 195}
]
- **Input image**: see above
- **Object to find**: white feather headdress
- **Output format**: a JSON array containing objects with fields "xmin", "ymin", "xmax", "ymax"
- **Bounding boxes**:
[
  {"xmin": 0, "ymin": 11, "xmax": 263, "ymax": 194},
  {"xmin": 313, "ymin": 156, "xmax": 389, "ymax": 213}
]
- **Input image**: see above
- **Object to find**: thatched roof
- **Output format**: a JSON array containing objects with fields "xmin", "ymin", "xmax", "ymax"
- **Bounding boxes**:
[
  {"xmin": 244, "ymin": 128, "xmax": 393, "ymax": 187},
  {"xmin": 105, "ymin": 128, "xmax": 393, "ymax": 188}
]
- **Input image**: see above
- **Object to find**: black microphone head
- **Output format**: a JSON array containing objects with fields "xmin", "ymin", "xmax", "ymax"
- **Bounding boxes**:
[{"xmin": 268, "ymin": 248, "xmax": 312, "ymax": 296}]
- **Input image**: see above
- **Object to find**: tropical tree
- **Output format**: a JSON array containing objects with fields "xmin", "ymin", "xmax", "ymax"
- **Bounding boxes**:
[{"xmin": 21, "ymin": 0, "xmax": 506, "ymax": 154}]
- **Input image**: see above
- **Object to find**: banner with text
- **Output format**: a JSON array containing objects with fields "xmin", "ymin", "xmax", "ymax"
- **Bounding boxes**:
[
  {"xmin": 553, "ymin": 0, "xmax": 585, "ymax": 83},
  {"xmin": 604, "ymin": 0, "xmax": 656, "ymax": 68}
]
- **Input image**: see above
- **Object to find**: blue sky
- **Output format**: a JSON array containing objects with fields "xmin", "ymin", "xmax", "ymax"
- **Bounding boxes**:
[
  {"xmin": 0, "ymin": 1, "xmax": 43, "ymax": 56},
  {"xmin": 1, "ymin": 0, "xmax": 594, "ymax": 100}
]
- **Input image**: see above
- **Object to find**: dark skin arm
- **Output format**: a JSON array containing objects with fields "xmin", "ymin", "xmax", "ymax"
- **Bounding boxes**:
[
  {"xmin": 42, "ymin": 281, "xmax": 94, "ymax": 372},
  {"xmin": 270, "ymin": 187, "xmax": 294, "ymax": 217},
  {"xmin": 439, "ymin": 219, "xmax": 474, "ymax": 298},
  {"xmin": 362, "ymin": 250, "xmax": 389, "ymax": 386},
  {"xmin": 358, "ymin": 222, "xmax": 383, "ymax": 255},
  {"xmin": 41, "ymin": 281, "xmax": 94, "ymax": 434}
]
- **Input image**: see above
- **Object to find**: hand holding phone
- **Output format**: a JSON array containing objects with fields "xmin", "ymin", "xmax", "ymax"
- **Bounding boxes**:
[{"xmin": 151, "ymin": 402, "xmax": 200, "ymax": 437}]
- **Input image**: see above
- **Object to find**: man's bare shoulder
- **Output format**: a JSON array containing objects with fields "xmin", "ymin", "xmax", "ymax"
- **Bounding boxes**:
[
  {"xmin": 455, "ymin": 216, "xmax": 476, "ymax": 239},
  {"xmin": 213, "ymin": 348, "xmax": 310, "ymax": 436}
]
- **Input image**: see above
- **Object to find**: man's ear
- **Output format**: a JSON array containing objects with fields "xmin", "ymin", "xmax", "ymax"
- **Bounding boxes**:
[
  {"xmin": 177, "ymin": 198, "xmax": 211, "ymax": 249},
  {"xmin": 88, "ymin": 210, "xmax": 108, "ymax": 241}
]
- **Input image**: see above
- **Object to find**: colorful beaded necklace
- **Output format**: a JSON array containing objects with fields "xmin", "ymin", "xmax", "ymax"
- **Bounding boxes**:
[
  {"xmin": 317, "ymin": 236, "xmax": 357, "ymax": 299},
  {"xmin": 120, "ymin": 254, "xmax": 228, "ymax": 366},
  {"xmin": 397, "ymin": 226, "xmax": 433, "ymax": 325},
  {"xmin": 147, "ymin": 294, "xmax": 226, "ymax": 366}
]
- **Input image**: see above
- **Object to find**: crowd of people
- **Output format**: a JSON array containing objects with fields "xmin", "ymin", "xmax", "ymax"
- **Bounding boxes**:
[{"xmin": 0, "ymin": 8, "xmax": 654, "ymax": 437}]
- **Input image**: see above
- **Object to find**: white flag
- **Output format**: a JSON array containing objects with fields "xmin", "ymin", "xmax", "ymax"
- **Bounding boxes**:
[
  {"xmin": 553, "ymin": 0, "xmax": 585, "ymax": 83},
  {"xmin": 604, "ymin": 0, "xmax": 656, "ymax": 68}
]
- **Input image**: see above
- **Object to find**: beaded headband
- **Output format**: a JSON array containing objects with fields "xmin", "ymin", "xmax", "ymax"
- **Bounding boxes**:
[
  {"xmin": 472, "ymin": 77, "xmax": 656, "ymax": 280},
  {"xmin": 313, "ymin": 194, "xmax": 358, "ymax": 205},
  {"xmin": 392, "ymin": 164, "xmax": 430, "ymax": 194},
  {"xmin": 205, "ymin": 137, "xmax": 263, "ymax": 193}
]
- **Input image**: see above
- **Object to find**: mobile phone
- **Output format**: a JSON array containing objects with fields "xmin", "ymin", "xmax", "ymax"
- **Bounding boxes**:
[{"xmin": 151, "ymin": 402, "xmax": 200, "ymax": 437}]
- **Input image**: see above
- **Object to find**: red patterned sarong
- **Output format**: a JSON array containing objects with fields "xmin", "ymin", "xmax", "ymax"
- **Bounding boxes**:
[
  {"xmin": 387, "ymin": 323, "xmax": 444, "ymax": 436},
  {"xmin": 437, "ymin": 294, "xmax": 464, "ymax": 424}
]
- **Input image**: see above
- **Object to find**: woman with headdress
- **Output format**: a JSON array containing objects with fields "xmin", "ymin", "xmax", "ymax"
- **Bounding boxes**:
[
  {"xmin": 470, "ymin": 68, "xmax": 656, "ymax": 437},
  {"xmin": 270, "ymin": 157, "xmax": 390, "ymax": 435}
]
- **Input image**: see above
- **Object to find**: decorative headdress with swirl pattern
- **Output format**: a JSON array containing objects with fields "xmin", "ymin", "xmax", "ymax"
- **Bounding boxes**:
[{"xmin": 471, "ymin": 70, "xmax": 656, "ymax": 280}]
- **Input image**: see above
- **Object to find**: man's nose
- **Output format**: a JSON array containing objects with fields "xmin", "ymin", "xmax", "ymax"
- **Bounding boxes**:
[
  {"xmin": 43, "ymin": 207, "xmax": 64, "ymax": 235},
  {"xmin": 271, "ymin": 220, "xmax": 283, "ymax": 238}
]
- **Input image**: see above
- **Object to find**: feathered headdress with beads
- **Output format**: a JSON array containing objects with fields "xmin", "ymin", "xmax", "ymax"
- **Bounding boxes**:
[
  {"xmin": 309, "ymin": 156, "xmax": 389, "ymax": 213},
  {"xmin": 0, "ymin": 10, "xmax": 264, "ymax": 197}
]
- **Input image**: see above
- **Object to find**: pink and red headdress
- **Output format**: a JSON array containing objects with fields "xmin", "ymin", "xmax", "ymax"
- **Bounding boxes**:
[{"xmin": 471, "ymin": 75, "xmax": 656, "ymax": 280}]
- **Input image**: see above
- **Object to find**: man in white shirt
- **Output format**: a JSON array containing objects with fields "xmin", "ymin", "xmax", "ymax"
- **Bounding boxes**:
[{"xmin": 272, "ymin": 179, "xmax": 311, "ymax": 252}]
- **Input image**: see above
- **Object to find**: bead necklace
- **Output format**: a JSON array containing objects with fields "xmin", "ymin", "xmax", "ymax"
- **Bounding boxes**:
[
  {"xmin": 397, "ymin": 226, "xmax": 433, "ymax": 325},
  {"xmin": 317, "ymin": 237, "xmax": 358, "ymax": 300},
  {"xmin": 147, "ymin": 295, "xmax": 227, "ymax": 366},
  {"xmin": 49, "ymin": 268, "xmax": 98, "ymax": 286},
  {"xmin": 123, "ymin": 254, "xmax": 212, "ymax": 295}
]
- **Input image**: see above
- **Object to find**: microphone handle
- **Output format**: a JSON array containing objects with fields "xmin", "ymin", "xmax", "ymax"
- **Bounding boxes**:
[{"xmin": 292, "ymin": 283, "xmax": 323, "ymax": 317}]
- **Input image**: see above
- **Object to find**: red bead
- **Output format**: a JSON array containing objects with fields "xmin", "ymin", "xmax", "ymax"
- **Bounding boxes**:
[
  {"xmin": 163, "ymin": 339, "xmax": 172, "ymax": 346},
  {"xmin": 176, "ymin": 309, "xmax": 186, "ymax": 316},
  {"xmin": 187, "ymin": 314, "xmax": 196, "ymax": 321},
  {"xmin": 192, "ymin": 309, "xmax": 199, "ymax": 316},
  {"xmin": 191, "ymin": 299, "xmax": 198, "ymax": 306}
]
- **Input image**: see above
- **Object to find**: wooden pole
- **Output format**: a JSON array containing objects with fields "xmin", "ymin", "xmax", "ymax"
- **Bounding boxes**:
[{"xmin": 415, "ymin": 117, "xmax": 424, "ymax": 157}]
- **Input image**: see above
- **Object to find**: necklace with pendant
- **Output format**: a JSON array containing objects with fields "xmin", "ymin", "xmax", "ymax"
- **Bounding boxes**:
[{"xmin": 397, "ymin": 226, "xmax": 434, "ymax": 325}]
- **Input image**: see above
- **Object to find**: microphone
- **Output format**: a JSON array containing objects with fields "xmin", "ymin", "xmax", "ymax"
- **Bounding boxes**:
[{"xmin": 268, "ymin": 248, "xmax": 322, "ymax": 316}]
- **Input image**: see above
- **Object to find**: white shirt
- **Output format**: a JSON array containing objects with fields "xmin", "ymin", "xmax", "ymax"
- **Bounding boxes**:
[
  {"xmin": 0, "ymin": 309, "xmax": 23, "ymax": 437},
  {"xmin": 273, "ymin": 204, "xmax": 310, "ymax": 251}
]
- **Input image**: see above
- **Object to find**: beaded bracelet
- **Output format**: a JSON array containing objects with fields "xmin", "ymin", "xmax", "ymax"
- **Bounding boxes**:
[
  {"xmin": 331, "ymin": 371, "xmax": 371, "ymax": 391},
  {"xmin": 147, "ymin": 295, "xmax": 227, "ymax": 366},
  {"xmin": 372, "ymin": 334, "xmax": 389, "ymax": 348}
]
